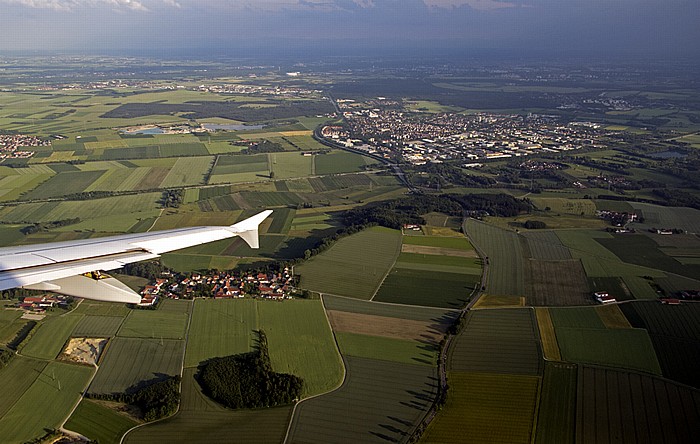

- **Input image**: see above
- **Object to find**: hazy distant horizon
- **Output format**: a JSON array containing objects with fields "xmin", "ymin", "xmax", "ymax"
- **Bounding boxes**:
[{"xmin": 0, "ymin": 1, "xmax": 698, "ymax": 58}]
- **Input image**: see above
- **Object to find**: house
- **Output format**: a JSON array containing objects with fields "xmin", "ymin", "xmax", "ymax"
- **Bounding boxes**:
[{"xmin": 594, "ymin": 292, "xmax": 616, "ymax": 304}]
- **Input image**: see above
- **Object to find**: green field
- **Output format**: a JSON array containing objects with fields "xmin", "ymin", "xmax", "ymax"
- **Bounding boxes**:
[
  {"xmin": 297, "ymin": 227, "xmax": 402, "ymax": 299},
  {"xmin": 118, "ymin": 308, "xmax": 189, "ymax": 340},
  {"xmin": 0, "ymin": 361, "xmax": 94, "ymax": 443},
  {"xmin": 20, "ymin": 313, "xmax": 84, "ymax": 360},
  {"xmin": 0, "ymin": 356, "xmax": 47, "ymax": 418},
  {"xmin": 402, "ymin": 235, "xmax": 473, "ymax": 250},
  {"xmin": 73, "ymin": 300, "xmax": 132, "ymax": 317},
  {"xmin": 466, "ymin": 219, "xmax": 526, "ymax": 296},
  {"xmin": 185, "ymin": 299, "xmax": 342, "ymax": 396},
  {"xmin": 335, "ymin": 332, "xmax": 438, "ymax": 366},
  {"xmin": 422, "ymin": 372, "xmax": 540, "ymax": 444},
  {"xmin": 374, "ymin": 268, "xmax": 477, "ymax": 308},
  {"xmin": 314, "ymin": 151, "xmax": 372, "ymax": 175},
  {"xmin": 89, "ymin": 337, "xmax": 184, "ymax": 395},
  {"xmin": 448, "ymin": 309, "xmax": 542, "ymax": 375},
  {"xmin": 535, "ymin": 362, "xmax": 577, "ymax": 444},
  {"xmin": 72, "ymin": 315, "xmax": 124, "ymax": 337},
  {"xmin": 523, "ymin": 230, "xmax": 572, "ymax": 260},
  {"xmin": 549, "ymin": 307, "xmax": 606, "ymax": 329},
  {"xmin": 288, "ymin": 356, "xmax": 437, "ymax": 443},
  {"xmin": 124, "ymin": 368, "xmax": 292, "ymax": 444},
  {"xmin": 555, "ymin": 328, "xmax": 661, "ymax": 375},
  {"xmin": 65, "ymin": 399, "xmax": 138, "ymax": 444},
  {"xmin": 323, "ymin": 294, "xmax": 459, "ymax": 323}
]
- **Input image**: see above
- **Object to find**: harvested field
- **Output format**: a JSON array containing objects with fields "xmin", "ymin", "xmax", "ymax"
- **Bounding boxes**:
[
  {"xmin": 526, "ymin": 259, "xmax": 592, "ymax": 306},
  {"xmin": 288, "ymin": 356, "xmax": 437, "ymax": 444},
  {"xmin": 449, "ymin": 309, "xmax": 542, "ymax": 375},
  {"xmin": 535, "ymin": 308, "xmax": 562, "ymax": 361},
  {"xmin": 423, "ymin": 372, "xmax": 540, "ymax": 444},
  {"xmin": 400, "ymin": 244, "xmax": 477, "ymax": 257},
  {"xmin": 326, "ymin": 310, "xmax": 446, "ymax": 343},
  {"xmin": 473, "ymin": 295, "xmax": 524, "ymax": 308},
  {"xmin": 595, "ymin": 304, "xmax": 632, "ymax": 328},
  {"xmin": 576, "ymin": 366, "xmax": 700, "ymax": 444}
]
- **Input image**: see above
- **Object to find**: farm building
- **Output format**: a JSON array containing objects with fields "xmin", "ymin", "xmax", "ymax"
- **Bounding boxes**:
[{"xmin": 594, "ymin": 292, "xmax": 616, "ymax": 304}]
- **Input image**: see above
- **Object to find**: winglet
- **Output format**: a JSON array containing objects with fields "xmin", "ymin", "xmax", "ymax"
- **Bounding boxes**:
[{"xmin": 228, "ymin": 210, "xmax": 273, "ymax": 249}]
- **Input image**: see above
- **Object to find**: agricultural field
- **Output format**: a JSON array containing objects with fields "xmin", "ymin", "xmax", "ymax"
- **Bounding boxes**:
[
  {"xmin": 422, "ymin": 372, "xmax": 540, "ymax": 444},
  {"xmin": 322, "ymin": 294, "xmax": 459, "ymax": 324},
  {"xmin": 576, "ymin": 366, "xmax": 700, "ymax": 444},
  {"xmin": 314, "ymin": 150, "xmax": 374, "ymax": 175},
  {"xmin": 117, "ymin": 306, "xmax": 189, "ymax": 340},
  {"xmin": 374, "ymin": 268, "xmax": 477, "ymax": 308},
  {"xmin": 530, "ymin": 197, "xmax": 597, "ymax": 216},
  {"xmin": 326, "ymin": 310, "xmax": 449, "ymax": 343},
  {"xmin": 525, "ymin": 259, "xmax": 592, "ymax": 306},
  {"xmin": 0, "ymin": 361, "xmax": 94, "ymax": 443},
  {"xmin": 288, "ymin": 356, "xmax": 437, "ymax": 444},
  {"xmin": 185, "ymin": 299, "xmax": 343, "ymax": 396},
  {"xmin": 296, "ymin": 227, "xmax": 402, "ymax": 299},
  {"xmin": 522, "ymin": 230, "xmax": 572, "ymax": 260},
  {"xmin": 534, "ymin": 362, "xmax": 577, "ymax": 444},
  {"xmin": 20, "ymin": 313, "xmax": 84, "ymax": 360},
  {"xmin": 72, "ymin": 315, "xmax": 124, "ymax": 337},
  {"xmin": 0, "ymin": 356, "xmax": 47, "ymax": 418},
  {"xmin": 88, "ymin": 337, "xmax": 184, "ymax": 395},
  {"xmin": 335, "ymin": 332, "xmax": 438, "ymax": 366},
  {"xmin": 73, "ymin": 300, "xmax": 132, "ymax": 317},
  {"xmin": 448, "ymin": 309, "xmax": 542, "ymax": 375},
  {"xmin": 620, "ymin": 301, "xmax": 700, "ymax": 387},
  {"xmin": 630, "ymin": 203, "xmax": 700, "ymax": 234},
  {"xmin": 535, "ymin": 308, "xmax": 562, "ymax": 361},
  {"xmin": 65, "ymin": 399, "xmax": 139, "ymax": 444},
  {"xmin": 465, "ymin": 219, "xmax": 526, "ymax": 296},
  {"xmin": 124, "ymin": 368, "xmax": 293, "ymax": 444}
]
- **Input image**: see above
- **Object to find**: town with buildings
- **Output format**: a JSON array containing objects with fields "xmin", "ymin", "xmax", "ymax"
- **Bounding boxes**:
[
  {"xmin": 324, "ymin": 99, "xmax": 611, "ymax": 164},
  {"xmin": 136, "ymin": 267, "xmax": 297, "ymax": 307},
  {"xmin": 0, "ymin": 133, "xmax": 47, "ymax": 159}
]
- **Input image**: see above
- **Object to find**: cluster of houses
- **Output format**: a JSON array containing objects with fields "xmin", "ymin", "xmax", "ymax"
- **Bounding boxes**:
[
  {"xmin": 137, "ymin": 268, "xmax": 296, "ymax": 306},
  {"xmin": 19, "ymin": 295, "xmax": 70, "ymax": 312},
  {"xmin": 594, "ymin": 292, "xmax": 616, "ymax": 304},
  {"xmin": 596, "ymin": 210, "xmax": 639, "ymax": 228}
]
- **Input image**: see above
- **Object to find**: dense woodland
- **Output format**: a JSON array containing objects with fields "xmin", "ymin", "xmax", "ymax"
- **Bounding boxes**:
[
  {"xmin": 87, "ymin": 376, "xmax": 181, "ymax": 421},
  {"xmin": 197, "ymin": 330, "xmax": 303, "ymax": 409}
]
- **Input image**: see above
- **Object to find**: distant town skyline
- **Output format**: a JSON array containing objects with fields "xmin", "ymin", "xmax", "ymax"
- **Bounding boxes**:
[{"xmin": 0, "ymin": 0, "xmax": 698, "ymax": 57}]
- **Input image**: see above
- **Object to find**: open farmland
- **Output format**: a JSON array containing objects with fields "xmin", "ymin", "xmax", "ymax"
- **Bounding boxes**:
[
  {"xmin": 374, "ymin": 268, "xmax": 476, "ymax": 308},
  {"xmin": 314, "ymin": 150, "xmax": 373, "ymax": 175},
  {"xmin": 185, "ymin": 299, "xmax": 343, "ymax": 396},
  {"xmin": 288, "ymin": 356, "xmax": 437, "ymax": 444},
  {"xmin": 124, "ymin": 368, "xmax": 293, "ymax": 444},
  {"xmin": 535, "ymin": 308, "xmax": 562, "ymax": 361},
  {"xmin": 336, "ymin": 332, "xmax": 438, "ymax": 366},
  {"xmin": 0, "ymin": 361, "xmax": 94, "ymax": 443},
  {"xmin": 117, "ymin": 306, "xmax": 189, "ymax": 340},
  {"xmin": 20, "ymin": 313, "xmax": 84, "ymax": 360},
  {"xmin": 576, "ymin": 366, "xmax": 700, "ymax": 444},
  {"xmin": 23, "ymin": 170, "xmax": 104, "ymax": 199},
  {"xmin": 465, "ymin": 219, "xmax": 526, "ymax": 296},
  {"xmin": 88, "ymin": 337, "xmax": 184, "ymax": 395},
  {"xmin": 526, "ymin": 259, "xmax": 592, "ymax": 306},
  {"xmin": 422, "ymin": 372, "xmax": 540, "ymax": 444},
  {"xmin": 535, "ymin": 362, "xmax": 577, "ymax": 444},
  {"xmin": 523, "ymin": 230, "xmax": 572, "ymax": 260},
  {"xmin": 72, "ymin": 315, "xmax": 124, "ymax": 337},
  {"xmin": 73, "ymin": 300, "xmax": 132, "ymax": 317},
  {"xmin": 326, "ymin": 310, "xmax": 448, "ymax": 343},
  {"xmin": 65, "ymin": 399, "xmax": 138, "ymax": 444},
  {"xmin": 322, "ymin": 294, "xmax": 459, "ymax": 324},
  {"xmin": 620, "ymin": 301, "xmax": 700, "ymax": 387},
  {"xmin": 449, "ymin": 309, "xmax": 542, "ymax": 375},
  {"xmin": 555, "ymin": 328, "xmax": 661, "ymax": 375},
  {"xmin": 297, "ymin": 227, "xmax": 402, "ymax": 299},
  {"xmin": 0, "ymin": 356, "xmax": 47, "ymax": 418}
]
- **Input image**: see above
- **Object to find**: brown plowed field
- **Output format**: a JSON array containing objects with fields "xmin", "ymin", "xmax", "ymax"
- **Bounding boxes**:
[{"xmin": 326, "ymin": 310, "xmax": 447, "ymax": 343}]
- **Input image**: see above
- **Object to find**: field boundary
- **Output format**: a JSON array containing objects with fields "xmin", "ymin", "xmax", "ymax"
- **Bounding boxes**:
[{"xmin": 368, "ymin": 232, "xmax": 404, "ymax": 302}]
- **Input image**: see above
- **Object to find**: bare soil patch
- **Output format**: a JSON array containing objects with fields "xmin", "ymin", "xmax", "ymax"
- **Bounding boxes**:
[{"xmin": 61, "ymin": 337, "xmax": 108, "ymax": 365}]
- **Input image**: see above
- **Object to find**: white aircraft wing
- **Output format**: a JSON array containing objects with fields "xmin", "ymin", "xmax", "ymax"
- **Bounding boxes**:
[{"xmin": 0, "ymin": 210, "xmax": 272, "ymax": 304}]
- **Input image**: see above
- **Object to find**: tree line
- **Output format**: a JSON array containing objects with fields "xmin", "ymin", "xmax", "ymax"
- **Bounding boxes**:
[{"xmin": 86, "ymin": 376, "xmax": 181, "ymax": 422}]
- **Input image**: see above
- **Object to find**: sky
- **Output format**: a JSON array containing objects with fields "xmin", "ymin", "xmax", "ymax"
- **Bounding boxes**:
[{"xmin": 0, "ymin": 0, "xmax": 698, "ymax": 57}]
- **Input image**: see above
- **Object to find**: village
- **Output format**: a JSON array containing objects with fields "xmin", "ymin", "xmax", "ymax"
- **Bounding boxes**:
[
  {"xmin": 135, "ymin": 267, "xmax": 297, "ymax": 307},
  {"xmin": 0, "ymin": 133, "xmax": 47, "ymax": 159}
]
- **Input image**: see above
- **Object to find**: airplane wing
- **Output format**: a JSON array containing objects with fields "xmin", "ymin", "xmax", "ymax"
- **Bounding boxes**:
[{"xmin": 0, "ymin": 210, "xmax": 272, "ymax": 304}]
